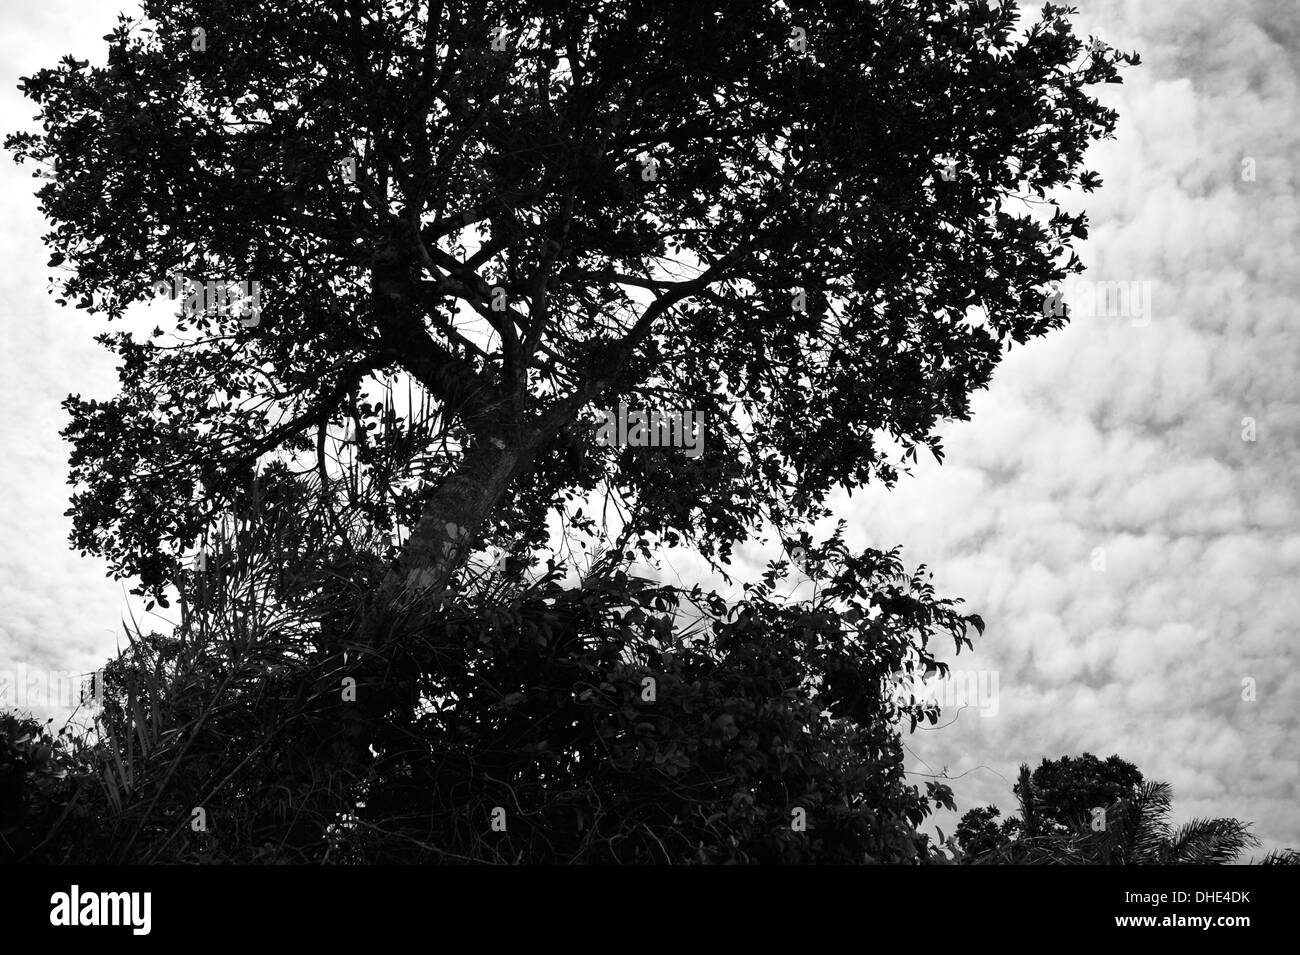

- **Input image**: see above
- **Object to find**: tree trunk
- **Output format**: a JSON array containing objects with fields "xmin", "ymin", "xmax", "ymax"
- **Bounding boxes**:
[
  {"xmin": 387, "ymin": 437, "xmax": 532, "ymax": 600},
  {"xmin": 352, "ymin": 431, "xmax": 543, "ymax": 652},
  {"xmin": 333, "ymin": 434, "xmax": 540, "ymax": 780}
]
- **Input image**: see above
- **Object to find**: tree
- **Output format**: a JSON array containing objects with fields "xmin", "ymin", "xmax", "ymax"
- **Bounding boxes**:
[
  {"xmin": 1017, "ymin": 752, "xmax": 1144, "ymax": 836},
  {"xmin": 1111, "ymin": 782, "xmax": 1255, "ymax": 865},
  {"xmin": 5, "ymin": 0, "xmax": 1137, "ymax": 863},
  {"xmin": 7, "ymin": 0, "xmax": 1134, "ymax": 632},
  {"xmin": 953, "ymin": 803, "xmax": 1020, "ymax": 858},
  {"xmin": 957, "ymin": 754, "xmax": 1262, "ymax": 865}
]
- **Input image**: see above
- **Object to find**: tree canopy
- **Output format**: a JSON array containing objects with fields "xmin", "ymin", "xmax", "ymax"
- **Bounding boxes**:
[
  {"xmin": 954, "ymin": 754, "xmax": 1277, "ymax": 865},
  {"xmin": 7, "ymin": 0, "xmax": 1133, "ymax": 610}
]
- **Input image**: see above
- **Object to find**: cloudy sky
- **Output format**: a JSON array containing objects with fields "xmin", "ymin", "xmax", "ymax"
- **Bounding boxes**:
[
  {"xmin": 1, "ymin": 0, "xmax": 1296, "ymax": 858},
  {"xmin": 842, "ymin": 0, "xmax": 1300, "ymax": 856}
]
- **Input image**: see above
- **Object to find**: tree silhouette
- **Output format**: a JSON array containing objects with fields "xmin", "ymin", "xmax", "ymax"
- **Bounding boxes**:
[
  {"xmin": 957, "ymin": 754, "xmax": 1264, "ymax": 865},
  {"xmin": 1017, "ymin": 752, "xmax": 1144, "ymax": 836},
  {"xmin": 3, "ymin": 0, "xmax": 1141, "ymax": 864},
  {"xmin": 7, "ymin": 0, "xmax": 1133, "ymax": 626}
]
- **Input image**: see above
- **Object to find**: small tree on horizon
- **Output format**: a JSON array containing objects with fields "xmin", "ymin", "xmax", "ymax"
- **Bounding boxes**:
[{"xmin": 957, "ymin": 753, "xmax": 1267, "ymax": 865}]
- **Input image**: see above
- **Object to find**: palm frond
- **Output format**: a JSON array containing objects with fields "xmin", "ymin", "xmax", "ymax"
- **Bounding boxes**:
[
  {"xmin": 1128, "ymin": 780, "xmax": 1174, "ymax": 863},
  {"xmin": 1254, "ymin": 848, "xmax": 1300, "ymax": 865},
  {"xmin": 1166, "ymin": 817, "xmax": 1257, "ymax": 865}
]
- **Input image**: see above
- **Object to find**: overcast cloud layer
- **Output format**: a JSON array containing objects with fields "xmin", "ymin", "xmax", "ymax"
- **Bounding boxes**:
[
  {"xmin": 0, "ymin": 0, "xmax": 1295, "ymax": 857},
  {"xmin": 837, "ymin": 0, "xmax": 1300, "ymax": 855}
]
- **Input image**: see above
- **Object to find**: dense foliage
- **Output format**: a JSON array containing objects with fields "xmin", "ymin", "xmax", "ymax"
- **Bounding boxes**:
[
  {"xmin": 5, "ymin": 0, "xmax": 1133, "ymax": 602},
  {"xmin": 3, "ymin": 531, "xmax": 976, "ymax": 864}
]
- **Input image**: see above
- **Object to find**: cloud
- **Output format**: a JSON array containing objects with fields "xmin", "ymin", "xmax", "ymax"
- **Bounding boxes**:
[{"xmin": 0, "ymin": 3, "xmax": 139, "ymax": 718}]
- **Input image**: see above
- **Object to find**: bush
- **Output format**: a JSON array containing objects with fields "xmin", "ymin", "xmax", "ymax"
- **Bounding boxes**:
[{"xmin": 2, "ymin": 537, "xmax": 977, "ymax": 864}]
